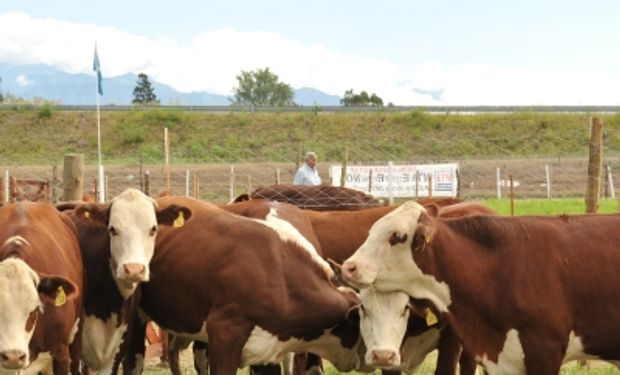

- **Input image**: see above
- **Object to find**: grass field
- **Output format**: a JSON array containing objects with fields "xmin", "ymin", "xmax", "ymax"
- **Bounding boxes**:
[{"xmin": 481, "ymin": 197, "xmax": 620, "ymax": 215}]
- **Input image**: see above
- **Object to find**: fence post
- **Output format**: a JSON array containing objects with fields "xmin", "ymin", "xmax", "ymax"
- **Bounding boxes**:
[
  {"xmin": 229, "ymin": 166, "xmax": 235, "ymax": 202},
  {"xmin": 496, "ymin": 167, "xmax": 502, "ymax": 199},
  {"xmin": 62, "ymin": 154, "xmax": 84, "ymax": 201},
  {"xmin": 510, "ymin": 175, "xmax": 515, "ymax": 216},
  {"xmin": 185, "ymin": 170, "xmax": 190, "ymax": 196},
  {"xmin": 3, "ymin": 170, "xmax": 8, "ymax": 203},
  {"xmin": 144, "ymin": 170, "xmax": 151, "ymax": 197},
  {"xmin": 585, "ymin": 117, "xmax": 603, "ymax": 213},
  {"xmin": 545, "ymin": 164, "xmax": 551, "ymax": 199},
  {"xmin": 340, "ymin": 146, "xmax": 348, "ymax": 188},
  {"xmin": 606, "ymin": 164, "xmax": 615, "ymax": 199},
  {"xmin": 275, "ymin": 168, "xmax": 281, "ymax": 185},
  {"xmin": 387, "ymin": 161, "xmax": 394, "ymax": 205}
]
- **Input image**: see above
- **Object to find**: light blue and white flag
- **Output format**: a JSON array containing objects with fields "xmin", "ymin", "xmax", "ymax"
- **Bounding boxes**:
[{"xmin": 93, "ymin": 44, "xmax": 103, "ymax": 96}]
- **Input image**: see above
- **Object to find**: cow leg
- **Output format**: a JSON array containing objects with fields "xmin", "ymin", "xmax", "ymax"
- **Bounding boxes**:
[
  {"xmin": 380, "ymin": 370, "xmax": 401, "ymax": 375},
  {"xmin": 206, "ymin": 314, "xmax": 252, "ymax": 375},
  {"xmin": 250, "ymin": 364, "xmax": 282, "ymax": 375},
  {"xmin": 166, "ymin": 333, "xmax": 186, "ymax": 375},
  {"xmin": 521, "ymin": 336, "xmax": 563, "ymax": 375},
  {"xmin": 122, "ymin": 315, "xmax": 147, "ymax": 375},
  {"xmin": 304, "ymin": 353, "xmax": 323, "ymax": 375},
  {"xmin": 434, "ymin": 326, "xmax": 461, "ymax": 375},
  {"xmin": 458, "ymin": 348, "xmax": 478, "ymax": 375},
  {"xmin": 193, "ymin": 341, "xmax": 209, "ymax": 375},
  {"xmin": 52, "ymin": 344, "xmax": 71, "ymax": 375}
]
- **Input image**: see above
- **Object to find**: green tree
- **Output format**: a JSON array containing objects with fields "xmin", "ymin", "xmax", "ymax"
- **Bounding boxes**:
[
  {"xmin": 0, "ymin": 77, "xmax": 3, "ymax": 103},
  {"xmin": 340, "ymin": 89, "xmax": 384, "ymax": 107},
  {"xmin": 132, "ymin": 73, "xmax": 160, "ymax": 105},
  {"xmin": 231, "ymin": 67, "xmax": 295, "ymax": 107}
]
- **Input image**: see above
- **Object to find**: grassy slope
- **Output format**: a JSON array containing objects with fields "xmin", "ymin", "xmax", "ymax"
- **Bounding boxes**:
[{"xmin": 2, "ymin": 107, "xmax": 620, "ymax": 165}]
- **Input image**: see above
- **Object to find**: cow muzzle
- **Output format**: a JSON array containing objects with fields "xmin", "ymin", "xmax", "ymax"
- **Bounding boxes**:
[
  {"xmin": 121, "ymin": 263, "xmax": 147, "ymax": 283},
  {"xmin": 368, "ymin": 349, "xmax": 399, "ymax": 368},
  {"xmin": 0, "ymin": 349, "xmax": 28, "ymax": 369},
  {"xmin": 341, "ymin": 260, "xmax": 374, "ymax": 288}
]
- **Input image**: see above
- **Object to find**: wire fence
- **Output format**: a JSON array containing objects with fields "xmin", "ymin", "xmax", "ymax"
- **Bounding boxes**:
[{"xmin": 1, "ymin": 115, "xmax": 619, "ymax": 204}]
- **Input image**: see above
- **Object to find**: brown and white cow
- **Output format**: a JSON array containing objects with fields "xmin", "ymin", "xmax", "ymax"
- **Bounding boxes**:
[
  {"xmin": 357, "ymin": 290, "xmax": 475, "ymax": 375},
  {"xmin": 60, "ymin": 188, "xmax": 191, "ymax": 375},
  {"xmin": 342, "ymin": 201, "xmax": 620, "ymax": 375},
  {"xmin": 123, "ymin": 196, "xmax": 369, "ymax": 375},
  {"xmin": 163, "ymin": 198, "xmax": 325, "ymax": 375},
  {"xmin": 313, "ymin": 201, "xmax": 494, "ymax": 375},
  {"xmin": 0, "ymin": 202, "xmax": 82, "ymax": 375},
  {"xmin": 304, "ymin": 200, "xmax": 496, "ymax": 264}
]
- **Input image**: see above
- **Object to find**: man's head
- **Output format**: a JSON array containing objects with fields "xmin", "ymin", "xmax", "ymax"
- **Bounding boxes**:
[{"xmin": 305, "ymin": 151, "xmax": 317, "ymax": 169}]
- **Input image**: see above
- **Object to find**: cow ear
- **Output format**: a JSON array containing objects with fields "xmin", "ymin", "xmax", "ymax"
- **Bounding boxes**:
[
  {"xmin": 37, "ymin": 275, "xmax": 79, "ymax": 307},
  {"xmin": 345, "ymin": 304, "xmax": 360, "ymax": 322},
  {"xmin": 75, "ymin": 203, "xmax": 109, "ymax": 226},
  {"xmin": 423, "ymin": 203, "xmax": 440, "ymax": 217},
  {"xmin": 412, "ymin": 212, "xmax": 436, "ymax": 252},
  {"xmin": 157, "ymin": 205, "xmax": 193, "ymax": 227}
]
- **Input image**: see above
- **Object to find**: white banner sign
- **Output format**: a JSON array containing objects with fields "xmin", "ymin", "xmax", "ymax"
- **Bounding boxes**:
[{"xmin": 330, "ymin": 163, "xmax": 459, "ymax": 198}]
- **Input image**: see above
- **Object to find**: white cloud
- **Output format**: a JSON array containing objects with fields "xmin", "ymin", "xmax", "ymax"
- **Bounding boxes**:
[
  {"xmin": 1, "ymin": 11, "xmax": 619, "ymax": 105},
  {"xmin": 15, "ymin": 75, "xmax": 31, "ymax": 86}
]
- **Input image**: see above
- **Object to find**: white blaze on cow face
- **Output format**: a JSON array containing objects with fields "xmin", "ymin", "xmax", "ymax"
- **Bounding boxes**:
[
  {"xmin": 342, "ymin": 201, "xmax": 452, "ymax": 312},
  {"xmin": 108, "ymin": 189, "xmax": 159, "ymax": 295},
  {"xmin": 0, "ymin": 256, "xmax": 41, "ymax": 370},
  {"xmin": 359, "ymin": 289, "xmax": 410, "ymax": 369}
]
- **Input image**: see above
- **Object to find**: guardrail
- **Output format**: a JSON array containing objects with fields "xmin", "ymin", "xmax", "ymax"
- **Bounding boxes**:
[{"xmin": 1, "ymin": 104, "xmax": 620, "ymax": 113}]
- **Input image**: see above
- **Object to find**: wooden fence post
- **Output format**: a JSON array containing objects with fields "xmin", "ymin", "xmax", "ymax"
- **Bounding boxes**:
[
  {"xmin": 340, "ymin": 147, "xmax": 349, "ymax": 187},
  {"xmin": 144, "ymin": 171, "xmax": 151, "ymax": 197},
  {"xmin": 585, "ymin": 117, "xmax": 603, "ymax": 213},
  {"xmin": 62, "ymin": 154, "xmax": 84, "ymax": 201}
]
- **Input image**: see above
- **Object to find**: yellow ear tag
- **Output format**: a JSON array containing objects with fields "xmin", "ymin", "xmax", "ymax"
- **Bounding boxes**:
[
  {"xmin": 173, "ymin": 211, "xmax": 185, "ymax": 228},
  {"xmin": 84, "ymin": 211, "xmax": 90, "ymax": 219},
  {"xmin": 54, "ymin": 286, "xmax": 67, "ymax": 307},
  {"xmin": 425, "ymin": 308, "xmax": 438, "ymax": 326}
]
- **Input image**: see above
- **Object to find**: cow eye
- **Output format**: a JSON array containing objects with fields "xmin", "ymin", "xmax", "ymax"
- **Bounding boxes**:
[
  {"xmin": 108, "ymin": 226, "xmax": 119, "ymax": 236},
  {"xmin": 149, "ymin": 225, "xmax": 158, "ymax": 236}
]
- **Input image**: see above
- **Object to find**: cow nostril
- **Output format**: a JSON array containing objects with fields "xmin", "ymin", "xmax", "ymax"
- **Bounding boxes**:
[{"xmin": 344, "ymin": 263, "xmax": 357, "ymax": 275}]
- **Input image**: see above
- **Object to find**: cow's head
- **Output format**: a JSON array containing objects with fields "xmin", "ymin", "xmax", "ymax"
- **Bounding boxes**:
[
  {"xmin": 0, "ymin": 257, "xmax": 78, "ymax": 370},
  {"xmin": 75, "ymin": 188, "xmax": 192, "ymax": 297},
  {"xmin": 340, "ymin": 201, "xmax": 450, "ymax": 313},
  {"xmin": 358, "ymin": 289, "xmax": 411, "ymax": 369}
]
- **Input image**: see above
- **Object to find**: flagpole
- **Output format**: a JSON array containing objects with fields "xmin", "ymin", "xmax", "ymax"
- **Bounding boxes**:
[
  {"xmin": 94, "ymin": 43, "xmax": 105, "ymax": 203},
  {"xmin": 96, "ymin": 83, "xmax": 104, "ymax": 202}
]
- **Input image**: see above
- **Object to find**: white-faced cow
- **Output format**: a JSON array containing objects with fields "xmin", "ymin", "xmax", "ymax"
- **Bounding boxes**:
[
  {"xmin": 343, "ymin": 201, "xmax": 620, "ymax": 375},
  {"xmin": 122, "ymin": 196, "xmax": 369, "ymax": 375},
  {"xmin": 0, "ymin": 202, "xmax": 82, "ymax": 375},
  {"xmin": 358, "ymin": 289, "xmax": 475, "ymax": 375},
  {"xmin": 60, "ymin": 188, "xmax": 191, "ymax": 375}
]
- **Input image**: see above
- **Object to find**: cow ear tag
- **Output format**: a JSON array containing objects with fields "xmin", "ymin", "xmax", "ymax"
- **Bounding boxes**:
[
  {"xmin": 55, "ymin": 286, "xmax": 67, "ymax": 307},
  {"xmin": 84, "ymin": 211, "xmax": 90, "ymax": 219},
  {"xmin": 425, "ymin": 308, "xmax": 438, "ymax": 326},
  {"xmin": 173, "ymin": 211, "xmax": 185, "ymax": 228}
]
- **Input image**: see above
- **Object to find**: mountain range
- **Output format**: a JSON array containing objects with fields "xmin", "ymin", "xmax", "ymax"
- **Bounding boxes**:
[{"xmin": 0, "ymin": 63, "xmax": 342, "ymax": 106}]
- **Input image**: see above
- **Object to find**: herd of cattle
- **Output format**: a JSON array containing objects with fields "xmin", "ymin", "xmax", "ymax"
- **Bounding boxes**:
[{"xmin": 1, "ymin": 186, "xmax": 619, "ymax": 375}]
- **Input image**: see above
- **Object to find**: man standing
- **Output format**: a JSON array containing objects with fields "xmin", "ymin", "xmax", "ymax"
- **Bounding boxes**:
[{"xmin": 293, "ymin": 151, "xmax": 321, "ymax": 185}]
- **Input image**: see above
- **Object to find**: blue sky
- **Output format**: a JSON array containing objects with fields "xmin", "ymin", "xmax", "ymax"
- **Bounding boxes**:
[{"xmin": 1, "ymin": 0, "xmax": 619, "ymax": 105}]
